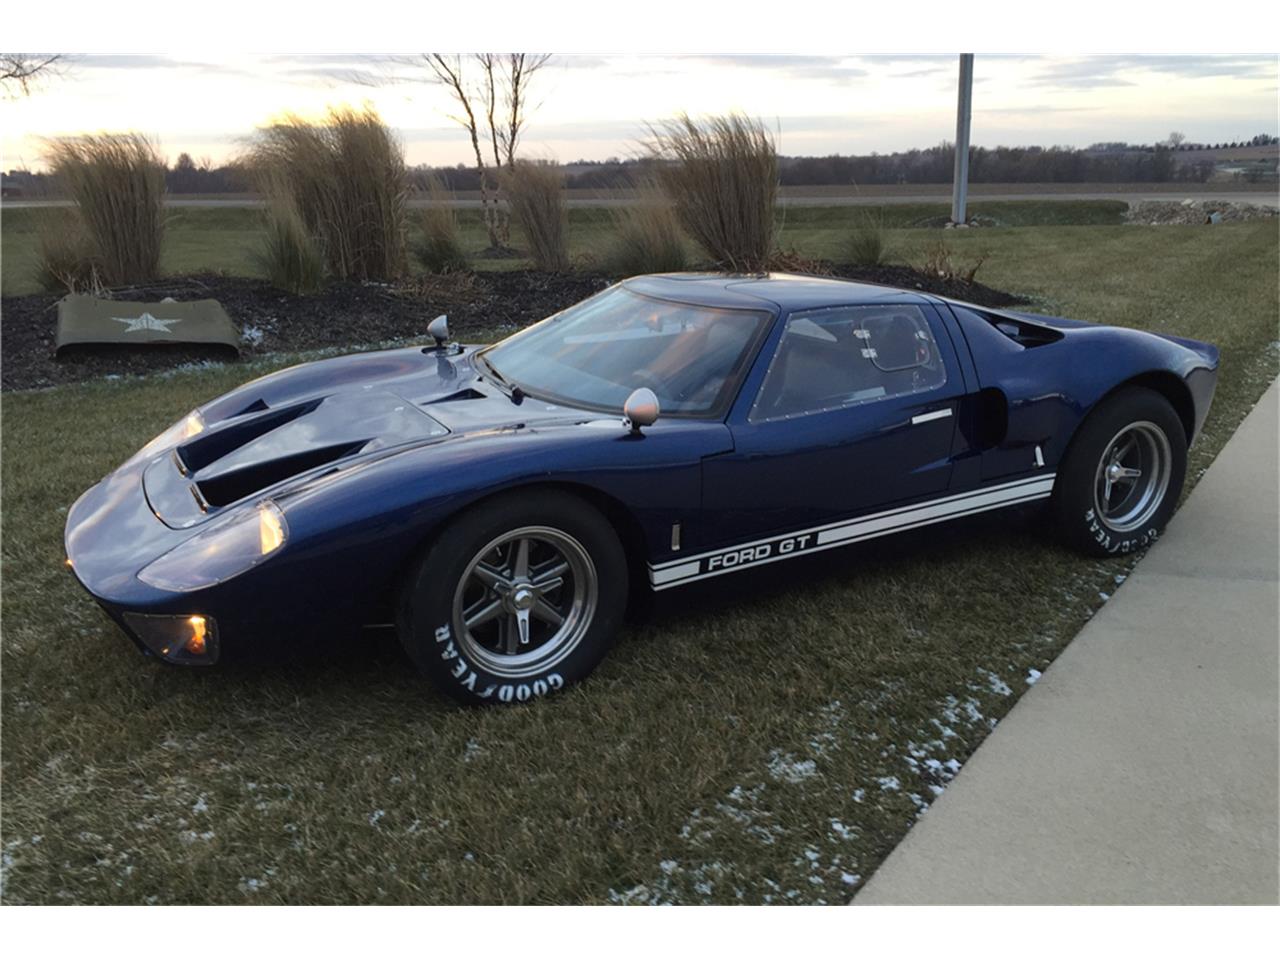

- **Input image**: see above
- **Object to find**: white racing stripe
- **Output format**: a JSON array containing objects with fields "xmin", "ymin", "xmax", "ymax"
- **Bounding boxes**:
[
  {"xmin": 911, "ymin": 408, "xmax": 953, "ymax": 425},
  {"xmin": 647, "ymin": 474, "xmax": 1055, "ymax": 590}
]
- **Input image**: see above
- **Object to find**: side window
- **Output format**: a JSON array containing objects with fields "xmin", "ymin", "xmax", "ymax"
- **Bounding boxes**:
[{"xmin": 750, "ymin": 305, "xmax": 947, "ymax": 422}]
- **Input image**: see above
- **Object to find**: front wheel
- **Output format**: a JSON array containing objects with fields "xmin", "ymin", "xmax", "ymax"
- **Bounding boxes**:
[
  {"xmin": 1051, "ymin": 386, "xmax": 1187, "ymax": 557},
  {"xmin": 397, "ymin": 491, "xmax": 627, "ymax": 705}
]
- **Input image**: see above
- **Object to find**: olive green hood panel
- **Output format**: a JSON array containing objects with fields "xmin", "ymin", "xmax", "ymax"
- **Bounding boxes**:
[{"xmin": 55, "ymin": 295, "xmax": 241, "ymax": 354}]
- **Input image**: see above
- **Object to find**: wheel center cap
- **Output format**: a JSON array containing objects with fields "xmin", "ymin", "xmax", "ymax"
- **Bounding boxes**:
[
  {"xmin": 510, "ymin": 586, "xmax": 535, "ymax": 611},
  {"xmin": 1107, "ymin": 462, "xmax": 1123, "ymax": 482}
]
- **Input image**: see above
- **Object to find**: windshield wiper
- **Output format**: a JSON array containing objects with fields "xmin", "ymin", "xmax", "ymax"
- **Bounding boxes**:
[{"xmin": 474, "ymin": 352, "xmax": 524, "ymax": 404}]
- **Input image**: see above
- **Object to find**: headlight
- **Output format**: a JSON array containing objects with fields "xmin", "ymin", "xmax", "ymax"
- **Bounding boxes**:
[
  {"xmin": 138, "ymin": 501, "xmax": 288, "ymax": 592},
  {"xmin": 123, "ymin": 613, "xmax": 220, "ymax": 665},
  {"xmin": 124, "ymin": 410, "xmax": 205, "ymax": 468}
]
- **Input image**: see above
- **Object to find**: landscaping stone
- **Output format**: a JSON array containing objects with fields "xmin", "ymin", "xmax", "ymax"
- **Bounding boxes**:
[{"xmin": 1125, "ymin": 199, "xmax": 1278, "ymax": 226}]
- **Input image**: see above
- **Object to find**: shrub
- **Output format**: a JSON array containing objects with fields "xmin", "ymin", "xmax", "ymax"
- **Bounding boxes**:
[
  {"xmin": 648, "ymin": 113, "xmax": 778, "ymax": 272},
  {"xmin": 920, "ymin": 239, "xmax": 987, "ymax": 283},
  {"xmin": 766, "ymin": 248, "xmax": 832, "ymax": 276},
  {"xmin": 413, "ymin": 175, "xmax": 469, "ymax": 274},
  {"xmin": 847, "ymin": 210, "xmax": 889, "ymax": 267},
  {"xmin": 248, "ymin": 106, "xmax": 408, "ymax": 282},
  {"xmin": 41, "ymin": 133, "xmax": 166, "ymax": 286},
  {"xmin": 605, "ymin": 181, "xmax": 688, "ymax": 275},
  {"xmin": 253, "ymin": 185, "xmax": 326, "ymax": 295},
  {"xmin": 33, "ymin": 211, "xmax": 103, "ymax": 293},
  {"xmin": 503, "ymin": 160, "xmax": 569, "ymax": 272}
]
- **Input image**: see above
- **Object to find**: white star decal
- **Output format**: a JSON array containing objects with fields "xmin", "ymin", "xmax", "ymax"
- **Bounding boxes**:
[{"xmin": 111, "ymin": 312, "xmax": 183, "ymax": 334}]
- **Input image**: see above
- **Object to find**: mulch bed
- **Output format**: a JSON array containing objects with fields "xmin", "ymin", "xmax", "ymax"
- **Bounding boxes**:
[{"xmin": 1, "ymin": 266, "xmax": 1024, "ymax": 392}]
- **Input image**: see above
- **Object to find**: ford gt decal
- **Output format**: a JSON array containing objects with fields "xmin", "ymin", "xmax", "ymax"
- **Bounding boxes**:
[{"xmin": 648, "ymin": 473, "xmax": 1056, "ymax": 590}]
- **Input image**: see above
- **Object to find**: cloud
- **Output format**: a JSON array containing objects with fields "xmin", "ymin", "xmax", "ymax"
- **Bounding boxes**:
[
  {"xmin": 1030, "ymin": 55, "xmax": 1277, "ymax": 89},
  {"xmin": 73, "ymin": 54, "xmax": 203, "ymax": 70}
]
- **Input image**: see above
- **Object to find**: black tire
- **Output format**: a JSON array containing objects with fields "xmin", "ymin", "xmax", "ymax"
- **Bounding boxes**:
[
  {"xmin": 1051, "ymin": 386, "xmax": 1187, "ymax": 557},
  {"xmin": 397, "ymin": 490, "xmax": 627, "ymax": 705}
]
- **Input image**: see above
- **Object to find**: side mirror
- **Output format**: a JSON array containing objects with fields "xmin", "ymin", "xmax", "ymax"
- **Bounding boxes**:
[
  {"xmin": 427, "ymin": 314, "xmax": 449, "ymax": 348},
  {"xmin": 623, "ymin": 387, "xmax": 660, "ymax": 435}
]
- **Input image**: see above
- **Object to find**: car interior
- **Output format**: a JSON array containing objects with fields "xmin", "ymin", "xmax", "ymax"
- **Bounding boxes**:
[{"xmin": 752, "ymin": 307, "xmax": 946, "ymax": 420}]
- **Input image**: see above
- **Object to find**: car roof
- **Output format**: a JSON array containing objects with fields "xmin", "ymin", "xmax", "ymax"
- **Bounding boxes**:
[{"xmin": 622, "ymin": 272, "xmax": 933, "ymax": 312}]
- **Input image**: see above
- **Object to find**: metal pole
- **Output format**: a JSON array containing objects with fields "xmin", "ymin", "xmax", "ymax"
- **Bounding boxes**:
[{"xmin": 951, "ymin": 53, "xmax": 974, "ymax": 226}]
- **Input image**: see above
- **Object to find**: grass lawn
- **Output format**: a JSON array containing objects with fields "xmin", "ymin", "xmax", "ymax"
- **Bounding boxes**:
[
  {"xmin": 0, "ymin": 200, "xmax": 1125, "ymax": 296},
  {"xmin": 1, "ymin": 219, "xmax": 1277, "ymax": 904}
]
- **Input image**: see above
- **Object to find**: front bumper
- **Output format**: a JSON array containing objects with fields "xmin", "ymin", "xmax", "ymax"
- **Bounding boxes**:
[{"xmin": 65, "ymin": 464, "xmax": 373, "ymax": 667}]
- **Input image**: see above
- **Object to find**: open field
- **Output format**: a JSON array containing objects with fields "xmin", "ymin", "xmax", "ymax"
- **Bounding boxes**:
[
  {"xmin": 6, "ymin": 179, "xmax": 1276, "ymax": 206},
  {"xmin": 1, "ymin": 200, "xmax": 1131, "ymax": 296},
  {"xmin": 2, "ymin": 220, "xmax": 1277, "ymax": 904}
]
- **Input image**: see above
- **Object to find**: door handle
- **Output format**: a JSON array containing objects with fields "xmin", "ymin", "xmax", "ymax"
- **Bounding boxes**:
[{"xmin": 911, "ymin": 408, "xmax": 952, "ymax": 425}]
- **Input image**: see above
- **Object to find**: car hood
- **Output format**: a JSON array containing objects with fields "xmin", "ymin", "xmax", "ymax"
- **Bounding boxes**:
[{"xmin": 140, "ymin": 344, "xmax": 673, "ymax": 528}]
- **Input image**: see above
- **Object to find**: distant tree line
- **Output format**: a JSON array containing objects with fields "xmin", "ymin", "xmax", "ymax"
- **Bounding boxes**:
[
  {"xmin": 781, "ymin": 143, "xmax": 1206, "ymax": 185},
  {"xmin": 3, "ymin": 135, "xmax": 1276, "ymax": 198}
]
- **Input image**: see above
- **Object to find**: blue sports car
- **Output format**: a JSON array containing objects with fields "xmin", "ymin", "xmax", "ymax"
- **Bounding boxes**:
[{"xmin": 65, "ymin": 273, "xmax": 1219, "ymax": 703}]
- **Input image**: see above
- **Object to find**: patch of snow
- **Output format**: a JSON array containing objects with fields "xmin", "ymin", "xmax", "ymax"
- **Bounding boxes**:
[
  {"xmin": 877, "ymin": 776, "xmax": 901, "ymax": 792},
  {"xmin": 1026, "ymin": 668, "xmax": 1042, "ymax": 685},
  {"xmin": 766, "ymin": 750, "xmax": 818, "ymax": 784},
  {"xmin": 828, "ymin": 819, "xmax": 856, "ymax": 841},
  {"xmin": 851, "ymin": 788, "xmax": 866, "ymax": 803},
  {"xmin": 977, "ymin": 668, "xmax": 1013, "ymax": 696},
  {"xmin": 240, "ymin": 325, "xmax": 266, "ymax": 347},
  {"xmin": 368, "ymin": 809, "xmax": 385, "ymax": 827},
  {"xmin": 191, "ymin": 795, "xmax": 209, "ymax": 814}
]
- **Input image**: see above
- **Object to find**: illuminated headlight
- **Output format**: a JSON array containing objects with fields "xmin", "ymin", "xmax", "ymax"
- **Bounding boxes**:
[
  {"xmin": 124, "ymin": 410, "xmax": 205, "ymax": 468},
  {"xmin": 138, "ymin": 501, "xmax": 288, "ymax": 592},
  {"xmin": 123, "ymin": 613, "xmax": 220, "ymax": 665}
]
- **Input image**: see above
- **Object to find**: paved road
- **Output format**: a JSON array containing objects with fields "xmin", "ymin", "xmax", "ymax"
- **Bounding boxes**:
[
  {"xmin": 4, "ymin": 191, "xmax": 1277, "ymax": 210},
  {"xmin": 855, "ymin": 380, "xmax": 1280, "ymax": 905}
]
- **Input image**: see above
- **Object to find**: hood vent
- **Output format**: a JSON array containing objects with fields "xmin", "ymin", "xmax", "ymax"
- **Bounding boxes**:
[
  {"xmin": 424, "ymin": 388, "xmax": 487, "ymax": 405},
  {"xmin": 195, "ymin": 441, "xmax": 366, "ymax": 507},
  {"xmin": 179, "ymin": 399, "xmax": 322, "ymax": 473},
  {"xmin": 235, "ymin": 398, "xmax": 270, "ymax": 416}
]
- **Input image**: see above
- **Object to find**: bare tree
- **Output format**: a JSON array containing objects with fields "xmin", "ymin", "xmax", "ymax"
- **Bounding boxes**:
[
  {"xmin": 423, "ymin": 54, "xmax": 550, "ymax": 250},
  {"xmin": 1165, "ymin": 131, "xmax": 1187, "ymax": 149},
  {"xmin": 1, "ymin": 53, "xmax": 66, "ymax": 97}
]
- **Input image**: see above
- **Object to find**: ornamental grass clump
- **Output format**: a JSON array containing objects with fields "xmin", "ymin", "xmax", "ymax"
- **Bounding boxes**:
[
  {"xmin": 503, "ymin": 160, "xmax": 569, "ymax": 272},
  {"xmin": 605, "ymin": 179, "xmax": 688, "ymax": 276},
  {"xmin": 847, "ymin": 210, "xmax": 890, "ymax": 267},
  {"xmin": 41, "ymin": 133, "xmax": 166, "ymax": 286},
  {"xmin": 413, "ymin": 175, "xmax": 470, "ymax": 274},
  {"xmin": 252, "ymin": 180, "xmax": 326, "ymax": 295},
  {"xmin": 248, "ymin": 106, "xmax": 408, "ymax": 282},
  {"xmin": 33, "ymin": 210, "xmax": 103, "ymax": 293},
  {"xmin": 648, "ymin": 113, "xmax": 778, "ymax": 272}
]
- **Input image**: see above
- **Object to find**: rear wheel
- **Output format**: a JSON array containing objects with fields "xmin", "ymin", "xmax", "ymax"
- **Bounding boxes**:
[
  {"xmin": 1051, "ymin": 387, "xmax": 1187, "ymax": 557},
  {"xmin": 398, "ymin": 491, "xmax": 627, "ymax": 704}
]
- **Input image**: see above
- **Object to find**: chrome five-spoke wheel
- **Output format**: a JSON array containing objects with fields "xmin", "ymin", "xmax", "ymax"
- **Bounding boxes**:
[
  {"xmin": 1092, "ymin": 420, "xmax": 1172, "ymax": 533},
  {"xmin": 451, "ymin": 526, "xmax": 598, "ymax": 678}
]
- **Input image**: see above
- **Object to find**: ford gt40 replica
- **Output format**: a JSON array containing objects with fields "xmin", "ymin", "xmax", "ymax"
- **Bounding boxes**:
[{"xmin": 65, "ymin": 273, "xmax": 1218, "ymax": 704}]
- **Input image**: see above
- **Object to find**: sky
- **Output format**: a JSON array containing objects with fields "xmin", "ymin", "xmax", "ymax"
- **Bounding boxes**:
[{"xmin": 2, "ymin": 53, "xmax": 1277, "ymax": 171}]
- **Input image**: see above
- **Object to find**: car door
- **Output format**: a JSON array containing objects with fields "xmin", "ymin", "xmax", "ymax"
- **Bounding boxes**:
[{"xmin": 698, "ymin": 302, "xmax": 970, "ymax": 551}]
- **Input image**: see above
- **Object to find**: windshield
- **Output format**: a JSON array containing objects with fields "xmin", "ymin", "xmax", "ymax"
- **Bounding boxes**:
[{"xmin": 479, "ymin": 286, "xmax": 772, "ymax": 417}]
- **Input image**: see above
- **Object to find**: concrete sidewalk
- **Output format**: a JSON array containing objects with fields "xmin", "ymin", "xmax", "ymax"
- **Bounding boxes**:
[{"xmin": 856, "ymin": 380, "xmax": 1279, "ymax": 905}]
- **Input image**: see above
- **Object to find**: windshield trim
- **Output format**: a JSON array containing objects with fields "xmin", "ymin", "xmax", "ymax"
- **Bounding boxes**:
[{"xmin": 476, "ymin": 287, "xmax": 778, "ymax": 421}]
